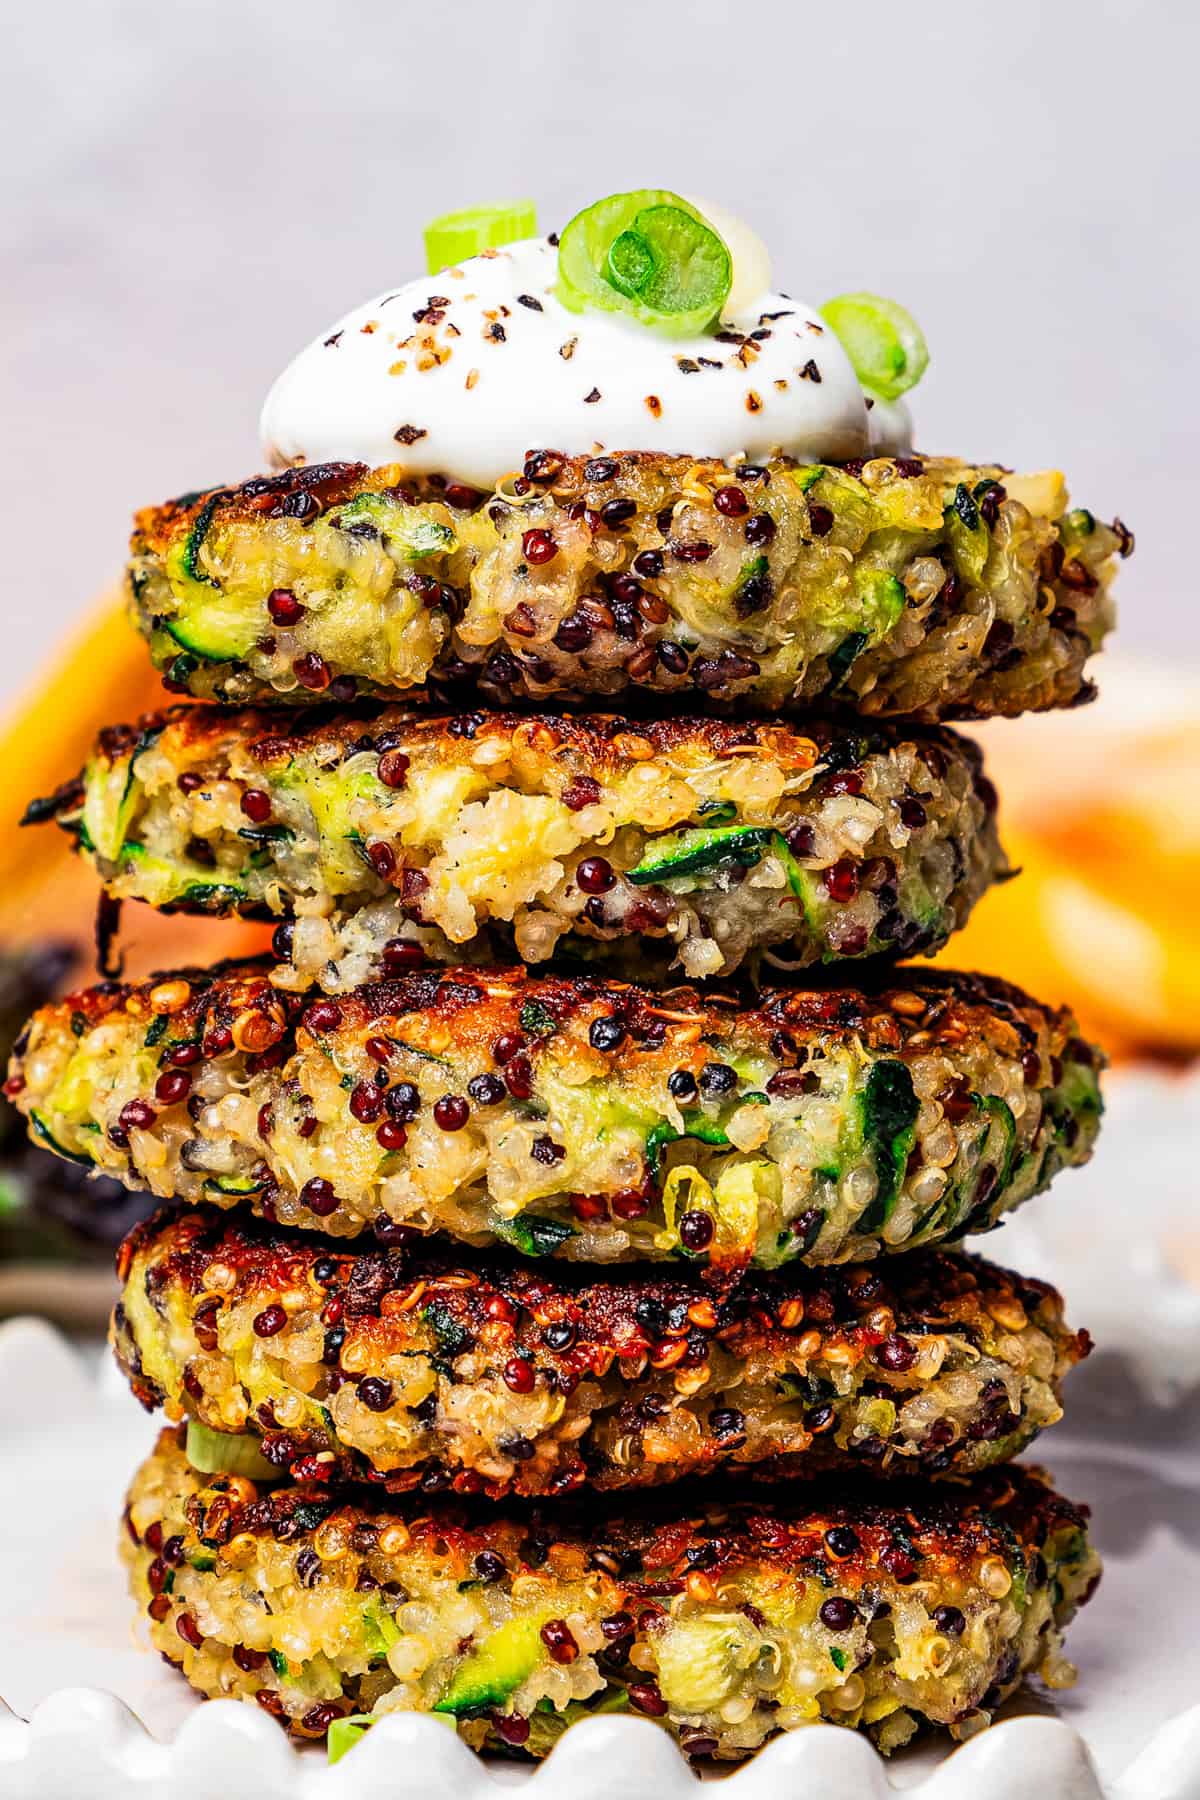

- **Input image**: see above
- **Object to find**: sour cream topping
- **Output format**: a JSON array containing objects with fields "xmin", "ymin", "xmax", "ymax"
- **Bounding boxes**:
[{"xmin": 262, "ymin": 235, "xmax": 912, "ymax": 487}]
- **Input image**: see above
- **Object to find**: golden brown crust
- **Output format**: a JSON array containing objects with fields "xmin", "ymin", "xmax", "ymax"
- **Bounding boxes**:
[
  {"xmin": 84, "ymin": 700, "xmax": 953, "ymax": 772},
  {"xmin": 133, "ymin": 1420, "xmax": 1093, "ymax": 1578},
  {"xmin": 22, "ymin": 957, "xmax": 1081, "ymax": 1059},
  {"xmin": 132, "ymin": 463, "xmax": 380, "ymax": 554},
  {"xmin": 113, "ymin": 1207, "xmax": 1087, "ymax": 1496}
]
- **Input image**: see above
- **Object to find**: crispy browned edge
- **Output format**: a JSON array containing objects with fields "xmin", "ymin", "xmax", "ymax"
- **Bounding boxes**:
[
  {"xmin": 30, "ymin": 702, "xmax": 983, "ymax": 811},
  {"xmin": 113, "ymin": 1206, "xmax": 1088, "ymax": 1494},
  {"xmin": 22, "ymin": 959, "xmax": 1088, "ymax": 1067},
  {"xmin": 130, "ymin": 1418, "xmax": 1095, "ymax": 1594}
]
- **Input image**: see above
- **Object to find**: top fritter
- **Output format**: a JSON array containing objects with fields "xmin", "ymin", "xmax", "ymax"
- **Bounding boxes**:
[
  {"xmin": 131, "ymin": 456, "xmax": 1125, "ymax": 719},
  {"xmin": 129, "ymin": 197, "xmax": 1129, "ymax": 718}
]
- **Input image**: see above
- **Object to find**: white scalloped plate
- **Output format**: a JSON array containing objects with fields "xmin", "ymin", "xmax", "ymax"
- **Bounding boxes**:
[
  {"xmin": 979, "ymin": 1064, "xmax": 1200, "ymax": 1406},
  {"xmin": 0, "ymin": 1320, "xmax": 1198, "ymax": 1799}
]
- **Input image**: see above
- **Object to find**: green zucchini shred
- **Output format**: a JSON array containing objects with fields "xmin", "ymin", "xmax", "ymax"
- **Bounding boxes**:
[{"xmin": 857, "ymin": 1060, "xmax": 919, "ymax": 1232}]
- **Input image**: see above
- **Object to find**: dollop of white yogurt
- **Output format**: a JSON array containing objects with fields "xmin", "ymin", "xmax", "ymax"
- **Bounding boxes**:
[{"xmin": 262, "ymin": 237, "xmax": 912, "ymax": 487}]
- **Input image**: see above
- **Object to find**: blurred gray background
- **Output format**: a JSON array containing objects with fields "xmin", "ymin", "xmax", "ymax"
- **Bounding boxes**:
[{"xmin": 1, "ymin": 0, "xmax": 1192, "ymax": 702}]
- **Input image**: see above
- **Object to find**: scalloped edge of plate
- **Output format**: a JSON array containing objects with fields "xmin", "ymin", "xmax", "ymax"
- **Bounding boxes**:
[
  {"xmin": 4, "ymin": 1685, "xmax": 1200, "ymax": 1800},
  {"xmin": 1, "ymin": 1292, "xmax": 1198, "ymax": 1798}
]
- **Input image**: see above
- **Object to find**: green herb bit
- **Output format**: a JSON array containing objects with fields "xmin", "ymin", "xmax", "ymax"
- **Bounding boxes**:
[{"xmin": 519, "ymin": 1000, "xmax": 557, "ymax": 1037}]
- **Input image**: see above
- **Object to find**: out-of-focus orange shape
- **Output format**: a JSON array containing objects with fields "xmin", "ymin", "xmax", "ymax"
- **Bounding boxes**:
[
  {"xmin": 941, "ymin": 713, "xmax": 1200, "ymax": 1060},
  {"xmin": 0, "ymin": 595, "xmax": 269, "ymax": 982}
]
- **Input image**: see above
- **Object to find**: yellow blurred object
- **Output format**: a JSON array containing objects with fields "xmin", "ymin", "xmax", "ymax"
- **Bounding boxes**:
[
  {"xmin": 939, "ymin": 828, "xmax": 1188, "ymax": 1059},
  {"xmin": 942, "ymin": 690, "xmax": 1200, "ymax": 1060},
  {"xmin": 0, "ymin": 595, "xmax": 160, "ymax": 873},
  {"xmin": 0, "ymin": 594, "xmax": 269, "ymax": 980}
]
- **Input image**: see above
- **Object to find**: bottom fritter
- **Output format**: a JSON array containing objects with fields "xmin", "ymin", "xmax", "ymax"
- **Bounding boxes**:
[{"xmin": 124, "ymin": 1428, "xmax": 1099, "ymax": 1761}]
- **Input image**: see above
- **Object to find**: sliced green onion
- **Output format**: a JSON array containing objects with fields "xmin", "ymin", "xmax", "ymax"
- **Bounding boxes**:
[
  {"xmin": 326, "ymin": 1710, "xmax": 455, "ymax": 1762},
  {"xmin": 185, "ymin": 1420, "xmax": 276, "ymax": 1481},
  {"xmin": 424, "ymin": 202, "xmax": 537, "ymax": 274},
  {"xmin": 819, "ymin": 292, "xmax": 929, "ymax": 401},
  {"xmin": 328, "ymin": 1715, "xmax": 375, "ymax": 1764},
  {"xmin": 557, "ymin": 190, "xmax": 732, "ymax": 337}
]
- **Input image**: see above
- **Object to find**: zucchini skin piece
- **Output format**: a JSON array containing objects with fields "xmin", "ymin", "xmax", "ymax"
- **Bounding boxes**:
[
  {"xmin": 177, "ymin": 492, "xmax": 224, "ymax": 590},
  {"xmin": 628, "ymin": 823, "xmax": 777, "ymax": 884},
  {"xmin": 434, "ymin": 1617, "xmax": 544, "ymax": 1716},
  {"xmin": 203, "ymin": 1174, "xmax": 265, "ymax": 1198},
  {"xmin": 164, "ymin": 602, "xmax": 257, "ymax": 664},
  {"xmin": 487, "ymin": 1213, "xmax": 577, "ymax": 1258},
  {"xmin": 29, "ymin": 1108, "xmax": 94, "ymax": 1166},
  {"xmin": 826, "ymin": 629, "xmax": 871, "ymax": 691},
  {"xmin": 645, "ymin": 1111, "xmax": 732, "ymax": 1172},
  {"xmin": 857, "ymin": 1060, "xmax": 920, "ymax": 1232}
]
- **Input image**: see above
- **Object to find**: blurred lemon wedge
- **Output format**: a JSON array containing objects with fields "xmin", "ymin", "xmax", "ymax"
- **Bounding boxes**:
[{"xmin": 941, "ymin": 683, "xmax": 1200, "ymax": 1058}]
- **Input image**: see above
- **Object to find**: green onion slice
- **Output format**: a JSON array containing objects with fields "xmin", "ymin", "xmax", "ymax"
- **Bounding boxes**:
[
  {"xmin": 184, "ymin": 1420, "xmax": 276, "ymax": 1481},
  {"xmin": 424, "ymin": 202, "xmax": 537, "ymax": 274},
  {"xmin": 557, "ymin": 190, "xmax": 732, "ymax": 337},
  {"xmin": 325, "ymin": 1712, "xmax": 457, "ymax": 1761},
  {"xmin": 328, "ymin": 1715, "xmax": 375, "ymax": 1763},
  {"xmin": 819, "ymin": 292, "xmax": 929, "ymax": 401}
]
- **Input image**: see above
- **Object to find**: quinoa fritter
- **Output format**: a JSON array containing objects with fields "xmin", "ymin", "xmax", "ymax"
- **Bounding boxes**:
[
  {"xmin": 34, "ymin": 706, "xmax": 1005, "ymax": 985},
  {"xmin": 10, "ymin": 962, "xmax": 1102, "ymax": 1271},
  {"xmin": 128, "ymin": 453, "xmax": 1129, "ymax": 719},
  {"xmin": 124, "ymin": 1427, "xmax": 1100, "ymax": 1759},
  {"xmin": 114, "ymin": 1208, "xmax": 1088, "ymax": 1498}
]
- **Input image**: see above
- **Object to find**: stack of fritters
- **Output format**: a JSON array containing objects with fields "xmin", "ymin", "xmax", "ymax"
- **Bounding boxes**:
[{"xmin": 8, "ymin": 442, "xmax": 1125, "ymax": 1761}]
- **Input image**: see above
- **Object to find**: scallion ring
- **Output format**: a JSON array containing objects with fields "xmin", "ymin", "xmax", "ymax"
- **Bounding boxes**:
[
  {"xmin": 557, "ymin": 190, "xmax": 732, "ymax": 337},
  {"xmin": 327, "ymin": 1716, "xmax": 375, "ymax": 1764},
  {"xmin": 424, "ymin": 202, "xmax": 537, "ymax": 274},
  {"xmin": 820, "ymin": 292, "xmax": 929, "ymax": 401}
]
